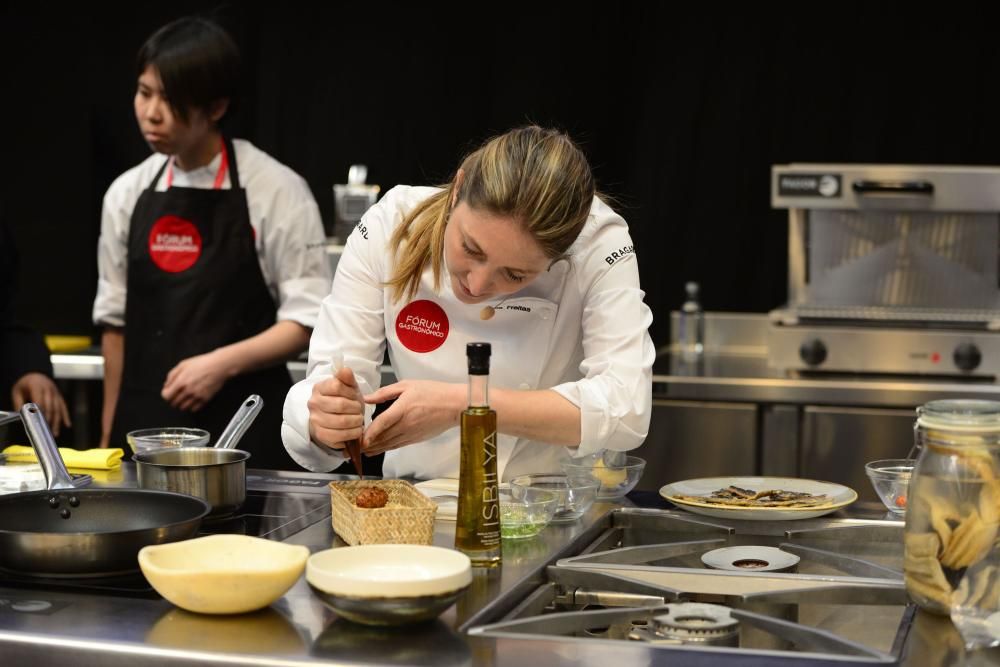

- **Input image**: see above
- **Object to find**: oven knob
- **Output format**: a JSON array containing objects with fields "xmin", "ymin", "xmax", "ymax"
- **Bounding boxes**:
[
  {"xmin": 799, "ymin": 339, "xmax": 827, "ymax": 366},
  {"xmin": 953, "ymin": 343, "xmax": 982, "ymax": 372}
]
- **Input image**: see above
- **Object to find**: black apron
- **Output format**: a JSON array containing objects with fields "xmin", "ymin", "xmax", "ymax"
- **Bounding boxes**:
[{"xmin": 110, "ymin": 137, "xmax": 297, "ymax": 470}]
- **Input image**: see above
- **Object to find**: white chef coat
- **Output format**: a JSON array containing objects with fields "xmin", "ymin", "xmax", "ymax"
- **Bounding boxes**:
[
  {"xmin": 93, "ymin": 139, "xmax": 331, "ymax": 328},
  {"xmin": 281, "ymin": 185, "xmax": 654, "ymax": 481}
]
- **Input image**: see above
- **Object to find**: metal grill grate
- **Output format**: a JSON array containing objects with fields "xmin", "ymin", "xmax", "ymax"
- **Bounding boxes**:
[{"xmin": 802, "ymin": 210, "xmax": 1000, "ymax": 311}]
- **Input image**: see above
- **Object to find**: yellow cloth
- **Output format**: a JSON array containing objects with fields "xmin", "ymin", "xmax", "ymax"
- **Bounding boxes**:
[
  {"xmin": 3, "ymin": 445, "xmax": 124, "ymax": 470},
  {"xmin": 44, "ymin": 335, "xmax": 92, "ymax": 353},
  {"xmin": 69, "ymin": 467, "xmax": 124, "ymax": 484}
]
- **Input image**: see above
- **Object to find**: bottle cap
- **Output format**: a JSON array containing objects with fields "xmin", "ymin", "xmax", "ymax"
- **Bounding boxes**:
[{"xmin": 467, "ymin": 342, "xmax": 491, "ymax": 375}]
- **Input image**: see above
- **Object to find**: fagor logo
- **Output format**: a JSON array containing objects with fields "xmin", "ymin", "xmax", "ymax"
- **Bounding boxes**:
[{"xmin": 778, "ymin": 174, "xmax": 841, "ymax": 198}]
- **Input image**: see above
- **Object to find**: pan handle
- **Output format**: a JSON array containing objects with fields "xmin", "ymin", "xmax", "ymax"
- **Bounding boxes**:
[
  {"xmin": 214, "ymin": 394, "xmax": 264, "ymax": 450},
  {"xmin": 0, "ymin": 410, "xmax": 21, "ymax": 427},
  {"xmin": 20, "ymin": 403, "xmax": 82, "ymax": 491}
]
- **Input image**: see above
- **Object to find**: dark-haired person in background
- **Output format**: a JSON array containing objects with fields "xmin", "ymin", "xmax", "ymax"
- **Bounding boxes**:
[
  {"xmin": 1, "ymin": 218, "xmax": 71, "ymax": 435},
  {"xmin": 93, "ymin": 17, "xmax": 330, "ymax": 468}
]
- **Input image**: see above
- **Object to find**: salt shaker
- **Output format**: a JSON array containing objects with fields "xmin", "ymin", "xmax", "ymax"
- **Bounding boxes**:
[{"xmin": 677, "ymin": 281, "xmax": 704, "ymax": 360}]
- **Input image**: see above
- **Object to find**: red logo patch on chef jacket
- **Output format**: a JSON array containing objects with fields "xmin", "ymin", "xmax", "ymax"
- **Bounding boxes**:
[
  {"xmin": 148, "ymin": 216, "xmax": 202, "ymax": 273},
  {"xmin": 396, "ymin": 300, "xmax": 449, "ymax": 353}
]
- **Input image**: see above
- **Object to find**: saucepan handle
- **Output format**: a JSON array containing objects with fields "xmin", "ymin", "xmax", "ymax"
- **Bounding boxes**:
[
  {"xmin": 214, "ymin": 394, "xmax": 264, "ymax": 450},
  {"xmin": 0, "ymin": 410, "xmax": 21, "ymax": 427}
]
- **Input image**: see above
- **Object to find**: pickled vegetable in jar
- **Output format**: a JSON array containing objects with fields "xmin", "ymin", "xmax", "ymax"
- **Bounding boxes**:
[{"xmin": 906, "ymin": 400, "xmax": 1000, "ymax": 649}]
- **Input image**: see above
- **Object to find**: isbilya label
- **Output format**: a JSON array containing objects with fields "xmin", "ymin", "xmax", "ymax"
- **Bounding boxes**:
[
  {"xmin": 481, "ymin": 430, "xmax": 499, "ymax": 533},
  {"xmin": 777, "ymin": 173, "xmax": 841, "ymax": 198}
]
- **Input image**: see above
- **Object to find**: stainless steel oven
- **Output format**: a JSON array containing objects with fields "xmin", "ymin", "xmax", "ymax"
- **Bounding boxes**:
[{"xmin": 769, "ymin": 164, "xmax": 1000, "ymax": 378}]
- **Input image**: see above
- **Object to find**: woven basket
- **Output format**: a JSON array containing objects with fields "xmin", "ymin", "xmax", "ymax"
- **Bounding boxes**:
[{"xmin": 329, "ymin": 480, "xmax": 437, "ymax": 546}]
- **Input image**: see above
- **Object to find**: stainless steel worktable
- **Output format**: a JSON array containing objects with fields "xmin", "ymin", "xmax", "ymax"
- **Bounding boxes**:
[
  {"xmin": 0, "ymin": 466, "xmax": 996, "ymax": 667},
  {"xmin": 650, "ymin": 311, "xmax": 1000, "ymax": 406}
]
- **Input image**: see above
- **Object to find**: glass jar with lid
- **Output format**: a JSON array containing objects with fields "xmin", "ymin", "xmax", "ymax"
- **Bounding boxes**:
[{"xmin": 906, "ymin": 400, "xmax": 1000, "ymax": 648}]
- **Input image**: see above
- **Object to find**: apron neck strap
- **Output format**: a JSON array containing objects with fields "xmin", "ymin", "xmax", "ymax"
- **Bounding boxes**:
[{"xmin": 223, "ymin": 136, "xmax": 241, "ymax": 189}]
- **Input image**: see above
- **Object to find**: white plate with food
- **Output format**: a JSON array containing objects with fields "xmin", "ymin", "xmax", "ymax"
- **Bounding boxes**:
[{"xmin": 660, "ymin": 476, "xmax": 857, "ymax": 520}]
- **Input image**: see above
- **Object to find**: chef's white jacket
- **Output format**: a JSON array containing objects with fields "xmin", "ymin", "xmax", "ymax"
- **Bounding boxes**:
[
  {"xmin": 93, "ymin": 139, "xmax": 331, "ymax": 328},
  {"xmin": 282, "ymin": 185, "xmax": 654, "ymax": 481}
]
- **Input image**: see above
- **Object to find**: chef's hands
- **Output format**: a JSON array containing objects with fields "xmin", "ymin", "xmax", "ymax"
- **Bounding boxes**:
[
  {"xmin": 308, "ymin": 366, "xmax": 365, "ymax": 452},
  {"xmin": 11, "ymin": 373, "xmax": 71, "ymax": 437},
  {"xmin": 308, "ymin": 374, "xmax": 464, "ymax": 456},
  {"xmin": 161, "ymin": 351, "xmax": 230, "ymax": 412},
  {"xmin": 362, "ymin": 380, "xmax": 462, "ymax": 455}
]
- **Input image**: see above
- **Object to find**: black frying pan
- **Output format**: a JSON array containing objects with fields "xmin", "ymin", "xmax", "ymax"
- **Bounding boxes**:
[{"xmin": 0, "ymin": 404, "xmax": 210, "ymax": 577}]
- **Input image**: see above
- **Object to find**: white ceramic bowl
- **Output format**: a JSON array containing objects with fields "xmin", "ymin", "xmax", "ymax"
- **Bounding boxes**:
[
  {"xmin": 138, "ymin": 535, "xmax": 309, "ymax": 614},
  {"xmin": 127, "ymin": 427, "xmax": 210, "ymax": 455},
  {"xmin": 307, "ymin": 545, "xmax": 472, "ymax": 625}
]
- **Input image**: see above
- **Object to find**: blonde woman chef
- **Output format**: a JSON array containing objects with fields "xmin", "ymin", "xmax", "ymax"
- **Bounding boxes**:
[{"xmin": 282, "ymin": 126, "xmax": 654, "ymax": 480}]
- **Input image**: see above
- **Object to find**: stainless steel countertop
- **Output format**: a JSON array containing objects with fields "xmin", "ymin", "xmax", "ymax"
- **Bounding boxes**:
[
  {"xmin": 0, "ymin": 466, "xmax": 996, "ymax": 666},
  {"xmin": 55, "ymin": 308, "xmax": 1000, "ymax": 407},
  {"xmin": 53, "ymin": 349, "xmax": 1000, "ymax": 408},
  {"xmin": 654, "ymin": 351, "xmax": 1000, "ymax": 406},
  {"xmin": 51, "ymin": 350, "xmax": 311, "ymax": 383}
]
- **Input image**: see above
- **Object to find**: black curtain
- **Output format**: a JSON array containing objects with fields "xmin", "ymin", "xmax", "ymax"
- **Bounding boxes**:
[{"xmin": 4, "ymin": 2, "xmax": 1000, "ymax": 347}]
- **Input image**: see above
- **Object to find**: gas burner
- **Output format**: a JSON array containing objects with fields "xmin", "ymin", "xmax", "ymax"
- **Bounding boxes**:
[
  {"xmin": 470, "ymin": 509, "xmax": 910, "ymax": 662},
  {"xmin": 645, "ymin": 603, "xmax": 740, "ymax": 646},
  {"xmin": 701, "ymin": 546, "xmax": 800, "ymax": 573}
]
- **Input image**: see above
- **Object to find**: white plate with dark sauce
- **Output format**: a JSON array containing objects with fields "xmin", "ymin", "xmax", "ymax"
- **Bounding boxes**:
[{"xmin": 701, "ymin": 545, "xmax": 801, "ymax": 572}]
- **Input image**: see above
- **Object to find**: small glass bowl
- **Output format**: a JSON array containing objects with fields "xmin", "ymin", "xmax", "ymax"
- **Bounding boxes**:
[
  {"xmin": 864, "ymin": 459, "xmax": 914, "ymax": 515},
  {"xmin": 509, "ymin": 473, "xmax": 600, "ymax": 523},
  {"xmin": 127, "ymin": 428, "xmax": 211, "ymax": 455},
  {"xmin": 561, "ymin": 454, "xmax": 646, "ymax": 500},
  {"xmin": 499, "ymin": 487, "xmax": 558, "ymax": 540}
]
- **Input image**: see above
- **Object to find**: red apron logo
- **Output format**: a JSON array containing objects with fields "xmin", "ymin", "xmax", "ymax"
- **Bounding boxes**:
[
  {"xmin": 148, "ymin": 216, "xmax": 202, "ymax": 273},
  {"xmin": 396, "ymin": 300, "xmax": 449, "ymax": 353}
]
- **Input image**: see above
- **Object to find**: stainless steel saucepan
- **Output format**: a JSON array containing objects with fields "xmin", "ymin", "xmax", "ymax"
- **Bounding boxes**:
[{"xmin": 134, "ymin": 395, "xmax": 263, "ymax": 518}]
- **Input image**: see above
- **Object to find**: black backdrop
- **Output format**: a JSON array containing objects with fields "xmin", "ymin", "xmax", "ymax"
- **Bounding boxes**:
[{"xmin": 4, "ymin": 2, "xmax": 1000, "ymax": 348}]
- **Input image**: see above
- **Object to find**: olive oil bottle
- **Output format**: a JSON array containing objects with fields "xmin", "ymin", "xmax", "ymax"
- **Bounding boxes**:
[{"xmin": 455, "ymin": 342, "xmax": 502, "ymax": 566}]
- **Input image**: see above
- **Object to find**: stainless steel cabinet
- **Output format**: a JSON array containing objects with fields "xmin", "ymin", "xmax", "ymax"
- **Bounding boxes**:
[
  {"xmin": 800, "ymin": 406, "xmax": 915, "ymax": 502},
  {"xmin": 641, "ymin": 399, "xmax": 915, "ymax": 503},
  {"xmin": 636, "ymin": 400, "xmax": 758, "ymax": 492}
]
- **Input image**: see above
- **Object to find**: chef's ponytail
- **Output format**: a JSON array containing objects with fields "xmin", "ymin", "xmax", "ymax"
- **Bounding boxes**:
[{"xmin": 387, "ymin": 126, "xmax": 596, "ymax": 303}]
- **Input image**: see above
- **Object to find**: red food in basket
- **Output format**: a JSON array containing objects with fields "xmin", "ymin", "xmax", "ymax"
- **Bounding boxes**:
[{"xmin": 355, "ymin": 487, "xmax": 389, "ymax": 508}]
